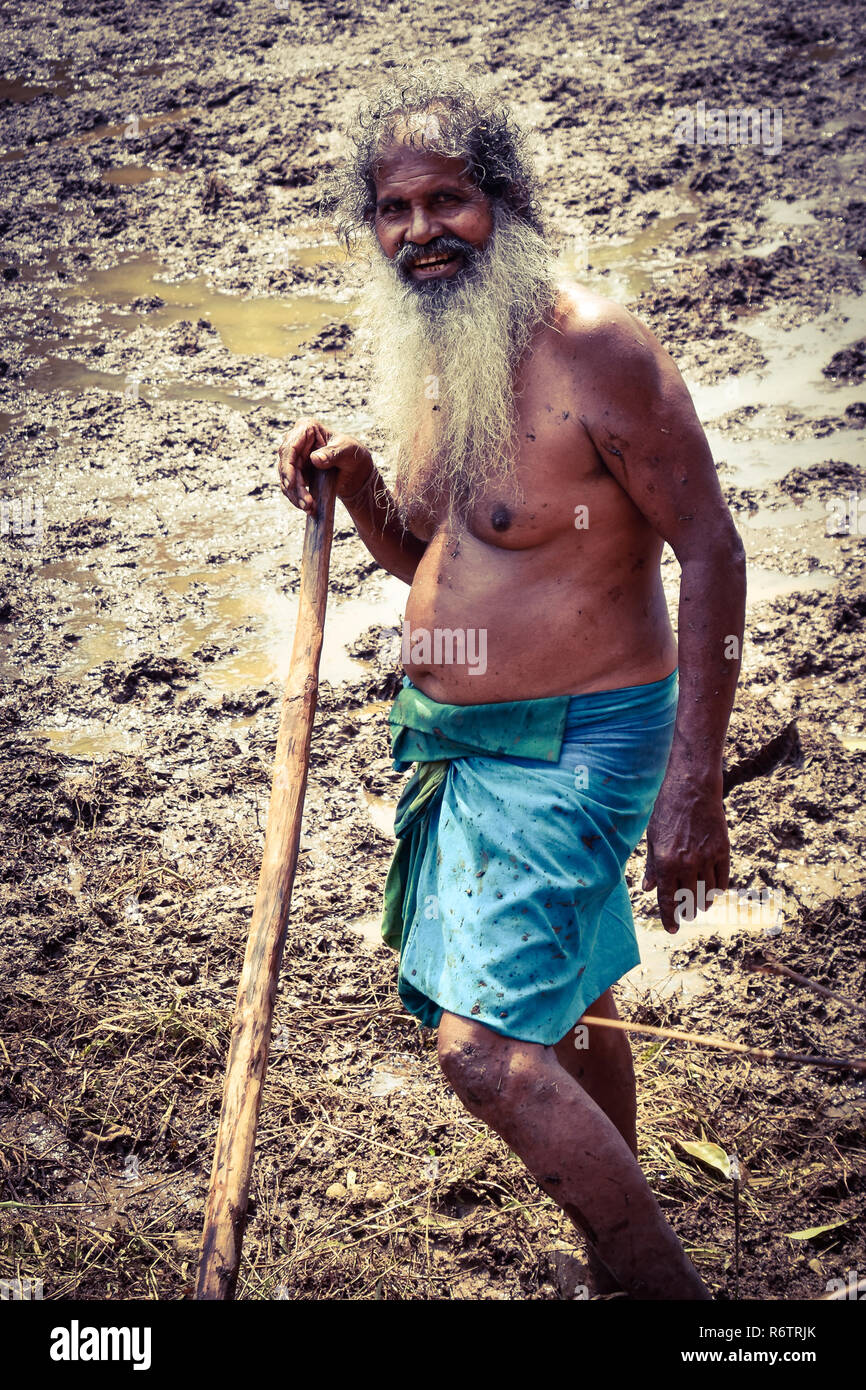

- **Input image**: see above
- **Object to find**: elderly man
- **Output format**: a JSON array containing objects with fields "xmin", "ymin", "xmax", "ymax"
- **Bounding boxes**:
[{"xmin": 277, "ymin": 72, "xmax": 745, "ymax": 1300}]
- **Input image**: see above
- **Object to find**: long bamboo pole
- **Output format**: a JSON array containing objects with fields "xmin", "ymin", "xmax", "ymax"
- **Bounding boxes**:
[{"xmin": 196, "ymin": 468, "xmax": 338, "ymax": 1300}]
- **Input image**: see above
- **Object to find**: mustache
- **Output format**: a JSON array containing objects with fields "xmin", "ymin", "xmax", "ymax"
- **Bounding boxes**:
[{"xmin": 392, "ymin": 233, "xmax": 481, "ymax": 275}]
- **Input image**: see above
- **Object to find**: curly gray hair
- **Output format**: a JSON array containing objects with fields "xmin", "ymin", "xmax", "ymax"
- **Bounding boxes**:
[{"xmin": 328, "ymin": 67, "xmax": 546, "ymax": 243}]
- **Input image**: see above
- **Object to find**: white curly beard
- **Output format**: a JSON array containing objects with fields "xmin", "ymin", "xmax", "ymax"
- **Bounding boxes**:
[{"xmin": 355, "ymin": 207, "xmax": 558, "ymax": 528}]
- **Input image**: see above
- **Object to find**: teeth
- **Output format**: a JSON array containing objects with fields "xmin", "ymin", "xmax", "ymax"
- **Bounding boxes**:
[{"xmin": 414, "ymin": 256, "xmax": 451, "ymax": 268}]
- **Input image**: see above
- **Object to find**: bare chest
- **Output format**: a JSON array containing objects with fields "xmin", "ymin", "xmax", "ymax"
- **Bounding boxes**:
[{"xmin": 398, "ymin": 345, "xmax": 630, "ymax": 549}]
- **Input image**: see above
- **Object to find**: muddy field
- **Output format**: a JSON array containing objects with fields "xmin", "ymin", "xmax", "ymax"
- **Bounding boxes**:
[{"xmin": 0, "ymin": 0, "xmax": 864, "ymax": 1302}]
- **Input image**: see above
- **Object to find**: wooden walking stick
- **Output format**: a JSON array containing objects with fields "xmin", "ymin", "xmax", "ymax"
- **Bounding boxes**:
[{"xmin": 196, "ymin": 467, "xmax": 338, "ymax": 1300}]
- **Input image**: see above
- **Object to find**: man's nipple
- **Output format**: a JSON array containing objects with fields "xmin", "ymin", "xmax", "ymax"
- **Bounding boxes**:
[{"xmin": 490, "ymin": 504, "xmax": 512, "ymax": 532}]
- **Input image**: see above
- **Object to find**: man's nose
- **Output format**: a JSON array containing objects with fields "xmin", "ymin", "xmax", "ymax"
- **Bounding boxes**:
[{"xmin": 404, "ymin": 203, "xmax": 442, "ymax": 244}]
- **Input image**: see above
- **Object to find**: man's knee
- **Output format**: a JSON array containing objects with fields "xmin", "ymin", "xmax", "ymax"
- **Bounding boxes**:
[{"xmin": 437, "ymin": 1014, "xmax": 547, "ymax": 1115}]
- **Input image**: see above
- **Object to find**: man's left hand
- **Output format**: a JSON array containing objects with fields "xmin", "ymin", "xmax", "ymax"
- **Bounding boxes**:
[{"xmin": 642, "ymin": 779, "xmax": 730, "ymax": 934}]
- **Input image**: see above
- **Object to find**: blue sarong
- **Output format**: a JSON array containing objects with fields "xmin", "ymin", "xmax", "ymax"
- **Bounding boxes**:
[{"xmin": 381, "ymin": 671, "xmax": 678, "ymax": 1045}]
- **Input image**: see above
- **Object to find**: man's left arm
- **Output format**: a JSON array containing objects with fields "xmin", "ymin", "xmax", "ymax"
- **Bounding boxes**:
[{"xmin": 573, "ymin": 301, "xmax": 747, "ymax": 934}]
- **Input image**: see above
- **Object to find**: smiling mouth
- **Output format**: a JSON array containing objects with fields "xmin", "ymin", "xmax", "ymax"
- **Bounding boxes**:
[{"xmin": 410, "ymin": 252, "xmax": 460, "ymax": 272}]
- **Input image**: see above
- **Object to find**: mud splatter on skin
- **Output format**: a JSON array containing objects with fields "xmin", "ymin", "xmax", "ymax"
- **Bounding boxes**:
[{"xmin": 601, "ymin": 435, "xmax": 627, "ymax": 463}]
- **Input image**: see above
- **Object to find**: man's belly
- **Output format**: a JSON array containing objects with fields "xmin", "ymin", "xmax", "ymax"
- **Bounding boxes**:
[{"xmin": 402, "ymin": 531, "xmax": 678, "ymax": 704}]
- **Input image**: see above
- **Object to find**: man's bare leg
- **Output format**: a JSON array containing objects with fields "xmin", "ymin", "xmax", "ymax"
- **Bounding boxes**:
[
  {"xmin": 553, "ymin": 988, "xmax": 639, "ymax": 1293},
  {"xmin": 554, "ymin": 988, "xmax": 638, "ymax": 1154},
  {"xmin": 438, "ymin": 1009, "xmax": 711, "ymax": 1300}
]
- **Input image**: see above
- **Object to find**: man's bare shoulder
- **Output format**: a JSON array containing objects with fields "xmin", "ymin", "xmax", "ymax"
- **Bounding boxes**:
[{"xmin": 549, "ymin": 281, "xmax": 668, "ymax": 382}]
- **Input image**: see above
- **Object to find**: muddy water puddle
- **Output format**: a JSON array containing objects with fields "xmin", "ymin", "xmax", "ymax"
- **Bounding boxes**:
[
  {"xmin": 0, "ymin": 64, "xmax": 91, "ymax": 105},
  {"xmin": 22, "ymin": 354, "xmax": 292, "ymax": 414},
  {"xmin": 0, "ymin": 59, "xmax": 184, "ymax": 108},
  {"xmin": 559, "ymin": 202, "xmax": 703, "ymax": 300},
  {"xmin": 35, "ymin": 721, "xmax": 146, "ymax": 759},
  {"xmin": 760, "ymin": 197, "xmax": 820, "ymax": 230},
  {"xmin": 0, "ymin": 106, "xmax": 199, "ymax": 164},
  {"xmin": 627, "ymin": 888, "xmax": 791, "ymax": 1002},
  {"xmin": 6, "ymin": 242, "xmax": 353, "ymax": 414},
  {"xmin": 558, "ymin": 179, "xmax": 862, "ymax": 309},
  {"xmin": 101, "ymin": 164, "xmax": 173, "ymax": 187},
  {"xmin": 347, "ymin": 913, "xmax": 389, "ymax": 949},
  {"xmin": 773, "ymin": 856, "xmax": 862, "ymax": 901},
  {"xmin": 745, "ymin": 564, "xmax": 837, "ymax": 604},
  {"xmin": 162, "ymin": 579, "xmax": 407, "ymax": 692},
  {"xmin": 713, "ymin": 431, "xmax": 864, "ymax": 492},
  {"xmin": 689, "ymin": 292, "xmax": 866, "ymax": 426},
  {"xmin": 13, "ymin": 250, "xmax": 351, "ymax": 359},
  {"xmin": 31, "ymin": 539, "xmax": 408, "ymax": 746},
  {"xmin": 732, "ymin": 494, "xmax": 846, "ymax": 604},
  {"xmin": 361, "ymin": 787, "xmax": 398, "ymax": 840},
  {"xmin": 59, "ymin": 254, "xmax": 350, "ymax": 358}
]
